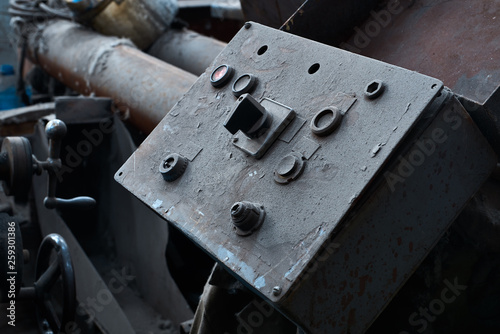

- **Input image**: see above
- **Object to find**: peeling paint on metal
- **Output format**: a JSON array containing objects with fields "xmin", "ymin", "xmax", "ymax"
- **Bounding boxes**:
[
  {"xmin": 152, "ymin": 199, "xmax": 163, "ymax": 209},
  {"xmin": 218, "ymin": 246, "xmax": 255, "ymax": 282},
  {"xmin": 254, "ymin": 276, "xmax": 266, "ymax": 289}
]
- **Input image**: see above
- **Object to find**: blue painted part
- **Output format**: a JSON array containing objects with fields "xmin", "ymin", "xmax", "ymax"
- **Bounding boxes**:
[
  {"xmin": 0, "ymin": 64, "xmax": 14, "ymax": 75},
  {"xmin": 0, "ymin": 86, "xmax": 31, "ymax": 111}
]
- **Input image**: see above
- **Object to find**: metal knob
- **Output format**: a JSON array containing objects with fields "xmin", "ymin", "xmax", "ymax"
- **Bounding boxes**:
[
  {"xmin": 230, "ymin": 201, "xmax": 265, "ymax": 236},
  {"xmin": 224, "ymin": 94, "xmax": 273, "ymax": 138}
]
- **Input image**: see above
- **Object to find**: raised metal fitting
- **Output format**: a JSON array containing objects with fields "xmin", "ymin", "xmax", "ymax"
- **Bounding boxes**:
[
  {"xmin": 230, "ymin": 201, "xmax": 265, "ymax": 236},
  {"xmin": 159, "ymin": 153, "xmax": 188, "ymax": 182},
  {"xmin": 274, "ymin": 153, "xmax": 305, "ymax": 184},
  {"xmin": 365, "ymin": 79, "xmax": 385, "ymax": 99}
]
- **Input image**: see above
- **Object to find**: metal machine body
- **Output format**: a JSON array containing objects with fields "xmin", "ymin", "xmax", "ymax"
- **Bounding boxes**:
[{"xmin": 116, "ymin": 23, "xmax": 497, "ymax": 332}]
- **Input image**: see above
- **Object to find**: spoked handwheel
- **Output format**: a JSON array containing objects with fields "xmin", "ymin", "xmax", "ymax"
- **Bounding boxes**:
[{"xmin": 34, "ymin": 234, "xmax": 76, "ymax": 334}]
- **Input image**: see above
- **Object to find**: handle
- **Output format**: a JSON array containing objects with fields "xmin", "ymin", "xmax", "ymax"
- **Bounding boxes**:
[
  {"xmin": 44, "ymin": 196, "xmax": 96, "ymax": 210},
  {"xmin": 43, "ymin": 120, "xmax": 96, "ymax": 211}
]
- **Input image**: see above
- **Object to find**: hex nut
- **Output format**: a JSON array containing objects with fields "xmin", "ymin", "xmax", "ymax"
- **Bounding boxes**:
[{"xmin": 365, "ymin": 80, "xmax": 385, "ymax": 99}]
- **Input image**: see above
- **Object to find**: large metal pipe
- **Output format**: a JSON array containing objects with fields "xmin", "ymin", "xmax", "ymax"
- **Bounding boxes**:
[
  {"xmin": 27, "ymin": 20, "xmax": 197, "ymax": 133},
  {"xmin": 148, "ymin": 28, "xmax": 227, "ymax": 76}
]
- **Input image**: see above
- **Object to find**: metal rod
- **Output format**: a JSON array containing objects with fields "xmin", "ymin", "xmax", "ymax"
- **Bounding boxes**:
[
  {"xmin": 26, "ymin": 20, "xmax": 197, "ymax": 133},
  {"xmin": 148, "ymin": 28, "xmax": 227, "ymax": 76}
]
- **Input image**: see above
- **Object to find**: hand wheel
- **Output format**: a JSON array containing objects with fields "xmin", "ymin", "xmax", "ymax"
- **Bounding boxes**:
[{"xmin": 34, "ymin": 234, "xmax": 76, "ymax": 334}]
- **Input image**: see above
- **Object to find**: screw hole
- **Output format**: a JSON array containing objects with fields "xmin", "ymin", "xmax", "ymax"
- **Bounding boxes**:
[
  {"xmin": 367, "ymin": 82, "xmax": 380, "ymax": 94},
  {"xmin": 118, "ymin": 172, "xmax": 123, "ymax": 176},
  {"xmin": 308, "ymin": 63, "xmax": 320, "ymax": 74},
  {"xmin": 364, "ymin": 80, "xmax": 385, "ymax": 99},
  {"xmin": 432, "ymin": 84, "xmax": 438, "ymax": 89},
  {"xmin": 314, "ymin": 109, "xmax": 334, "ymax": 128},
  {"xmin": 257, "ymin": 45, "xmax": 268, "ymax": 55},
  {"xmin": 164, "ymin": 157, "xmax": 175, "ymax": 168}
]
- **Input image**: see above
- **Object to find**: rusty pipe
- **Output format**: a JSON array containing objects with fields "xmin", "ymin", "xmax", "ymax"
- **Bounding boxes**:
[
  {"xmin": 148, "ymin": 28, "xmax": 226, "ymax": 76},
  {"xmin": 27, "ymin": 20, "xmax": 197, "ymax": 133}
]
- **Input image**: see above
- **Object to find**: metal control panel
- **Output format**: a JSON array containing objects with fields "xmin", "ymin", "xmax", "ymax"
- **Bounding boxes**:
[{"xmin": 116, "ymin": 23, "xmax": 496, "ymax": 333}]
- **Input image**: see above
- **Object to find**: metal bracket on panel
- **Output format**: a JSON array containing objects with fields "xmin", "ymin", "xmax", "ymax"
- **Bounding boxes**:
[{"xmin": 224, "ymin": 94, "xmax": 295, "ymax": 159}]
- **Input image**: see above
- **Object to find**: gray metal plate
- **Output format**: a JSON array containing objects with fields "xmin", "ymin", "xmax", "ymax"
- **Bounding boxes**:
[
  {"xmin": 116, "ymin": 23, "xmax": 444, "ymax": 300},
  {"xmin": 282, "ymin": 97, "xmax": 497, "ymax": 332}
]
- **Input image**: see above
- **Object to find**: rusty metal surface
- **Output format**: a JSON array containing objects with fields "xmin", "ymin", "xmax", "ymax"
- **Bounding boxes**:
[
  {"xmin": 283, "ymin": 95, "xmax": 496, "ymax": 332},
  {"xmin": 90, "ymin": 0, "xmax": 177, "ymax": 50},
  {"xmin": 148, "ymin": 28, "xmax": 227, "ymax": 76},
  {"xmin": 0, "ymin": 103, "xmax": 55, "ymax": 126},
  {"xmin": 240, "ymin": 0, "xmax": 305, "ymax": 28},
  {"xmin": 55, "ymin": 96, "xmax": 113, "ymax": 124},
  {"xmin": 26, "ymin": 20, "xmax": 197, "ymax": 134},
  {"xmin": 113, "ymin": 19, "xmax": 477, "ymax": 320},
  {"xmin": 280, "ymin": 0, "xmax": 381, "ymax": 47},
  {"xmin": 0, "ymin": 103, "xmax": 55, "ymax": 136},
  {"xmin": 458, "ymin": 87, "xmax": 500, "ymax": 156},
  {"xmin": 344, "ymin": 0, "xmax": 500, "ymax": 105}
]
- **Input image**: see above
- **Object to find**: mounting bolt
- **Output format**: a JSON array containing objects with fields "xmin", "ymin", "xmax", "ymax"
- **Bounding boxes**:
[
  {"xmin": 272, "ymin": 286, "xmax": 282, "ymax": 296},
  {"xmin": 159, "ymin": 153, "xmax": 188, "ymax": 182},
  {"xmin": 230, "ymin": 201, "xmax": 265, "ymax": 236}
]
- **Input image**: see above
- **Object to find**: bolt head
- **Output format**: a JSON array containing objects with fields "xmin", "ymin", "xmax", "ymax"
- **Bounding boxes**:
[{"xmin": 272, "ymin": 286, "xmax": 282, "ymax": 296}]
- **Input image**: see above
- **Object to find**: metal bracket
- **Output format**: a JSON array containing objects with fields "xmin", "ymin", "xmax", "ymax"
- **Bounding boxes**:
[{"xmin": 232, "ymin": 98, "xmax": 295, "ymax": 159}]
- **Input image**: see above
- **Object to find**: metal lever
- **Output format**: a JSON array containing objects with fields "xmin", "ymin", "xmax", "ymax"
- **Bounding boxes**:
[
  {"xmin": 42, "ymin": 119, "xmax": 96, "ymax": 211},
  {"xmin": 44, "ymin": 196, "xmax": 97, "ymax": 210},
  {"xmin": 224, "ymin": 94, "xmax": 273, "ymax": 138}
]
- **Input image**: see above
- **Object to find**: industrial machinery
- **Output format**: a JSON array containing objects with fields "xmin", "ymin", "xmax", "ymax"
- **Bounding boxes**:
[
  {"xmin": 1, "ymin": 0, "xmax": 500, "ymax": 334},
  {"xmin": 115, "ymin": 22, "xmax": 496, "ymax": 333}
]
